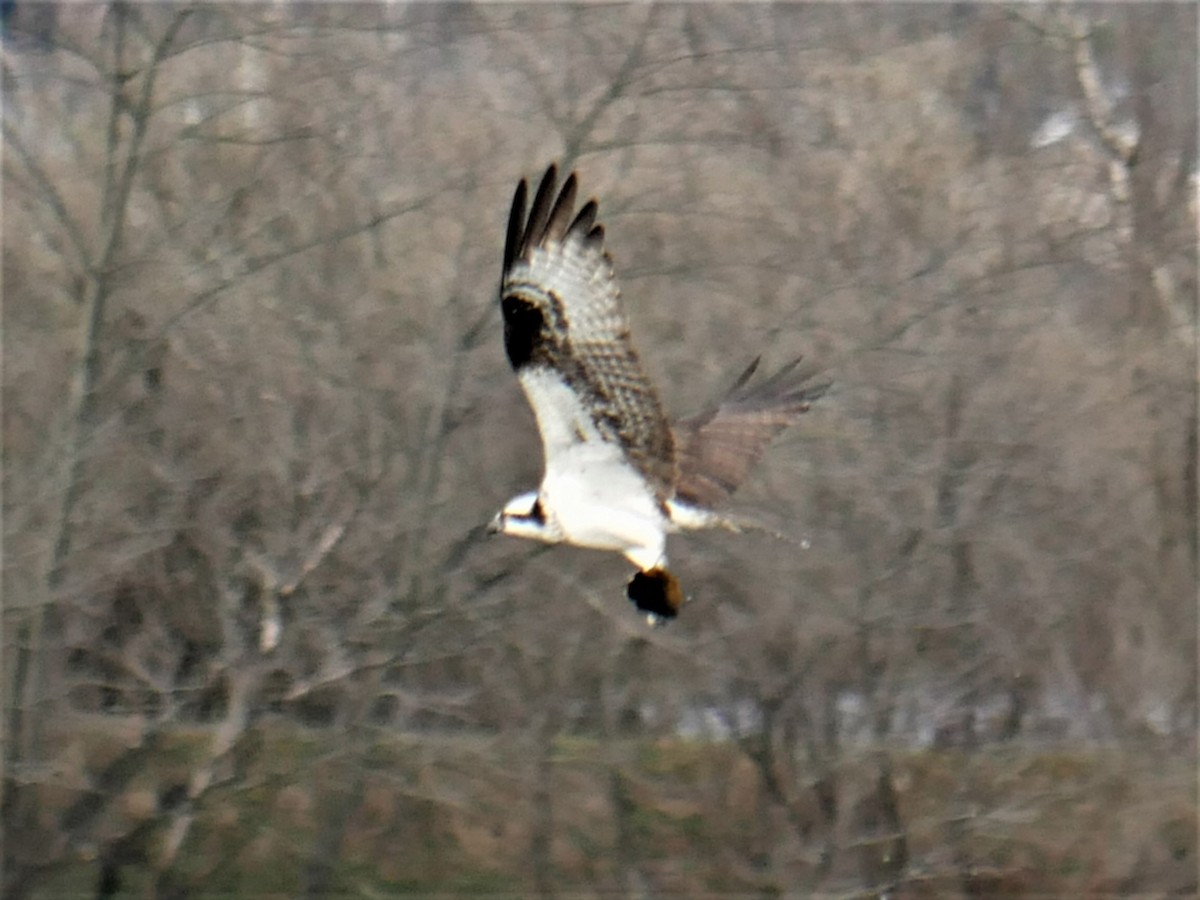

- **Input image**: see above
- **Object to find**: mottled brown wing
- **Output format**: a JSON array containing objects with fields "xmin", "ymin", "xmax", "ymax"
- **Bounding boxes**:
[
  {"xmin": 500, "ymin": 165, "xmax": 676, "ymax": 494},
  {"xmin": 673, "ymin": 357, "xmax": 828, "ymax": 509}
]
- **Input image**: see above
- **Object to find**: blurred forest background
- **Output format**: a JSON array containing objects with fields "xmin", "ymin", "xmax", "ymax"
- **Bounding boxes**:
[{"xmin": 2, "ymin": 3, "xmax": 1196, "ymax": 898}]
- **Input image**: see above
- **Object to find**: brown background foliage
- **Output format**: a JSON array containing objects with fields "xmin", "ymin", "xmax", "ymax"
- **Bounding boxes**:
[{"xmin": 2, "ymin": 4, "xmax": 1195, "ymax": 898}]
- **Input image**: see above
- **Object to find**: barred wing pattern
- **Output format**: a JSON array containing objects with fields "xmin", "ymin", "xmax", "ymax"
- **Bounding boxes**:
[
  {"xmin": 673, "ymin": 357, "xmax": 829, "ymax": 509},
  {"xmin": 500, "ymin": 166, "xmax": 677, "ymax": 496}
]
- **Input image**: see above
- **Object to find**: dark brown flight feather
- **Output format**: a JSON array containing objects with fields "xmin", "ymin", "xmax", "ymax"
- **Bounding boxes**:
[
  {"xmin": 673, "ymin": 357, "xmax": 829, "ymax": 509},
  {"xmin": 503, "ymin": 177, "xmax": 527, "ymax": 274}
]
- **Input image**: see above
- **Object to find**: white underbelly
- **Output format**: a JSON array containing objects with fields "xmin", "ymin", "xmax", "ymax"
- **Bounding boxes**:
[{"xmin": 542, "ymin": 444, "xmax": 667, "ymax": 562}]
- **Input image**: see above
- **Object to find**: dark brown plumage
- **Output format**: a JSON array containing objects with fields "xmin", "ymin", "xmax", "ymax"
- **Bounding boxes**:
[{"xmin": 673, "ymin": 357, "xmax": 830, "ymax": 509}]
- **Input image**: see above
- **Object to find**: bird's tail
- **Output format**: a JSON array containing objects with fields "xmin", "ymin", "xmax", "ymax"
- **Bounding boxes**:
[{"xmin": 627, "ymin": 567, "xmax": 686, "ymax": 625}]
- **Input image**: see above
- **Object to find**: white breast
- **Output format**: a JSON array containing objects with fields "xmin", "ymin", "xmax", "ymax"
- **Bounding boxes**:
[
  {"xmin": 544, "ymin": 443, "xmax": 666, "ymax": 553},
  {"xmin": 517, "ymin": 368, "xmax": 668, "ymax": 569}
]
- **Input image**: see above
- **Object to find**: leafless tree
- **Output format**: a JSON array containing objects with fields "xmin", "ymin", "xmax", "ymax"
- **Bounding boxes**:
[{"xmin": 3, "ymin": 4, "xmax": 1194, "ymax": 898}]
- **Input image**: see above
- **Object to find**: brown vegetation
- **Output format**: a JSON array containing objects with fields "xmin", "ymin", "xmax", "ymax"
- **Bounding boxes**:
[{"xmin": 3, "ymin": 4, "xmax": 1195, "ymax": 898}]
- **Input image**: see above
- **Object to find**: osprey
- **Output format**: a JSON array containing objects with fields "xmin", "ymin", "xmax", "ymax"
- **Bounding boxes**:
[{"xmin": 490, "ymin": 165, "xmax": 827, "ymax": 622}]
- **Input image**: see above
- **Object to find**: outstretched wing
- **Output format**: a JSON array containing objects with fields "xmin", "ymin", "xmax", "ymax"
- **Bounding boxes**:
[
  {"xmin": 673, "ymin": 357, "xmax": 829, "ymax": 509},
  {"xmin": 500, "ymin": 165, "xmax": 676, "ymax": 494}
]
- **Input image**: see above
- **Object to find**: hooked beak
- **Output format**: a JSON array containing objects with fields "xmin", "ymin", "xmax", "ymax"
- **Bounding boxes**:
[{"xmin": 487, "ymin": 512, "xmax": 505, "ymax": 535}]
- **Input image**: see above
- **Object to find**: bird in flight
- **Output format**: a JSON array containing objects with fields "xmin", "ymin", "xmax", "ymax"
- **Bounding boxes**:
[{"xmin": 490, "ymin": 165, "xmax": 827, "ymax": 623}]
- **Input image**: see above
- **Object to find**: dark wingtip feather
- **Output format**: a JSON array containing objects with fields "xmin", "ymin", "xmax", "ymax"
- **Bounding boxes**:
[
  {"xmin": 757, "ymin": 355, "xmax": 804, "ymax": 393},
  {"xmin": 568, "ymin": 199, "xmax": 598, "ymax": 237},
  {"xmin": 790, "ymin": 379, "xmax": 831, "ymax": 408},
  {"xmin": 727, "ymin": 357, "xmax": 762, "ymax": 395},
  {"xmin": 543, "ymin": 172, "xmax": 578, "ymax": 244},
  {"xmin": 732, "ymin": 355, "xmax": 828, "ymax": 410},
  {"xmin": 504, "ymin": 177, "xmax": 528, "ymax": 273},
  {"xmin": 520, "ymin": 164, "xmax": 559, "ymax": 260}
]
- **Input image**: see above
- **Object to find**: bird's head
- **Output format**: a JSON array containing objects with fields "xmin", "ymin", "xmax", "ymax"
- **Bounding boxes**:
[{"xmin": 489, "ymin": 491, "xmax": 556, "ymax": 541}]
